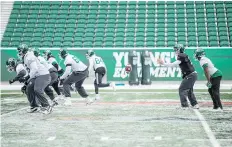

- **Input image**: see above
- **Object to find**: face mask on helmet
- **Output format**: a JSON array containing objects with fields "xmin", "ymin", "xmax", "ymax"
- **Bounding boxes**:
[
  {"xmin": 6, "ymin": 58, "xmax": 16, "ymax": 72},
  {"xmin": 43, "ymin": 50, "xmax": 51, "ymax": 59},
  {"xmin": 17, "ymin": 44, "xmax": 29, "ymax": 57},
  {"xmin": 194, "ymin": 48, "xmax": 205, "ymax": 61},
  {"xmin": 173, "ymin": 44, "xmax": 185, "ymax": 55},
  {"xmin": 32, "ymin": 48, "xmax": 40, "ymax": 57},
  {"xmin": 86, "ymin": 50, "xmax": 94, "ymax": 57},
  {"xmin": 59, "ymin": 49, "xmax": 68, "ymax": 59}
]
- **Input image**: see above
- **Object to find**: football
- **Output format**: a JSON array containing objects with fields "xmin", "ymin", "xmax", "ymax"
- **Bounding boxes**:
[{"xmin": 125, "ymin": 64, "xmax": 132, "ymax": 73}]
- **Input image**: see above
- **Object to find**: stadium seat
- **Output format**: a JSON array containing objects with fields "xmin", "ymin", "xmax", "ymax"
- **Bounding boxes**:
[{"xmin": 1, "ymin": 1, "xmax": 232, "ymax": 47}]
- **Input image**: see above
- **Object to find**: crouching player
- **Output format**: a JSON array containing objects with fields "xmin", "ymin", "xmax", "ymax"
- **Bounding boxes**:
[
  {"xmin": 86, "ymin": 50, "xmax": 115, "ymax": 100},
  {"xmin": 59, "ymin": 49, "xmax": 92, "ymax": 105},
  {"xmin": 5, "ymin": 58, "xmax": 37, "ymax": 112},
  {"xmin": 194, "ymin": 48, "xmax": 223, "ymax": 111},
  {"xmin": 33, "ymin": 48, "xmax": 57, "ymax": 103},
  {"xmin": 6, "ymin": 58, "xmax": 28, "ymax": 85},
  {"xmin": 17, "ymin": 44, "xmax": 53, "ymax": 114}
]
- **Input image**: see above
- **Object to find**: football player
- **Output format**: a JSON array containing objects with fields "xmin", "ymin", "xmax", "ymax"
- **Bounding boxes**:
[
  {"xmin": 59, "ymin": 49, "xmax": 92, "ymax": 105},
  {"xmin": 33, "ymin": 48, "xmax": 60, "ymax": 102},
  {"xmin": 6, "ymin": 58, "xmax": 28, "ymax": 84},
  {"xmin": 86, "ymin": 50, "xmax": 115, "ymax": 100},
  {"xmin": 17, "ymin": 44, "xmax": 53, "ymax": 114},
  {"xmin": 157, "ymin": 44, "xmax": 199, "ymax": 109},
  {"xmin": 6, "ymin": 57, "xmax": 39, "ymax": 113},
  {"xmin": 194, "ymin": 48, "xmax": 223, "ymax": 111},
  {"xmin": 42, "ymin": 50, "xmax": 64, "ymax": 76},
  {"xmin": 42, "ymin": 50, "xmax": 76, "ymax": 95}
]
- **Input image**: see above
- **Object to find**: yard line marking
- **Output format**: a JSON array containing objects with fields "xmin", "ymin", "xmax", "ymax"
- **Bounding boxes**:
[
  {"xmin": 1, "ymin": 106, "xmax": 28, "ymax": 117},
  {"xmin": 101, "ymin": 136, "xmax": 109, "ymax": 141},
  {"xmin": 46, "ymin": 136, "xmax": 56, "ymax": 141},
  {"xmin": 193, "ymin": 109, "xmax": 221, "ymax": 147}
]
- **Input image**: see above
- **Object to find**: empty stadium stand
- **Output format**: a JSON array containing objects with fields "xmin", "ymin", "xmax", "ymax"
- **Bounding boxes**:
[{"xmin": 1, "ymin": 1, "xmax": 232, "ymax": 48}]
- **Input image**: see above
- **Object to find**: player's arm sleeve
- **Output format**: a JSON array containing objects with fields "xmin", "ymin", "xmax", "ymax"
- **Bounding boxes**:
[
  {"xmin": 28, "ymin": 61, "xmax": 38, "ymax": 79},
  {"xmin": 202, "ymin": 63, "xmax": 211, "ymax": 82},
  {"xmin": 163, "ymin": 60, "xmax": 181, "ymax": 67},
  {"xmin": 88, "ymin": 58, "xmax": 94, "ymax": 75},
  {"xmin": 13, "ymin": 70, "xmax": 27, "ymax": 81},
  {"xmin": 60, "ymin": 65, "xmax": 71, "ymax": 79}
]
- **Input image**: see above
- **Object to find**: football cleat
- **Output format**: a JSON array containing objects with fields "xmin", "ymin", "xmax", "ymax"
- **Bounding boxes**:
[
  {"xmin": 110, "ymin": 82, "xmax": 116, "ymax": 91},
  {"xmin": 86, "ymin": 97, "xmax": 94, "ymax": 105},
  {"xmin": 39, "ymin": 106, "xmax": 53, "ymax": 114},
  {"xmin": 27, "ymin": 107, "xmax": 40, "ymax": 113},
  {"xmin": 95, "ymin": 94, "xmax": 100, "ymax": 100},
  {"xmin": 192, "ymin": 104, "xmax": 199, "ymax": 109}
]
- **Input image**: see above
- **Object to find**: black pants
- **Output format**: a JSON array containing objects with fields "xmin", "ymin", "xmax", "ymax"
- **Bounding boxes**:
[
  {"xmin": 94, "ymin": 67, "xmax": 110, "ymax": 94},
  {"xmin": 179, "ymin": 72, "xmax": 198, "ymax": 107},
  {"xmin": 208, "ymin": 76, "xmax": 223, "ymax": 109},
  {"xmin": 26, "ymin": 75, "xmax": 51, "ymax": 108},
  {"xmin": 26, "ymin": 78, "xmax": 40, "ymax": 108},
  {"xmin": 63, "ymin": 69, "xmax": 88, "ymax": 98}
]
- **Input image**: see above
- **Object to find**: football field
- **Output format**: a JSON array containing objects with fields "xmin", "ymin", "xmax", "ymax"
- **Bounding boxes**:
[{"xmin": 1, "ymin": 89, "xmax": 232, "ymax": 147}]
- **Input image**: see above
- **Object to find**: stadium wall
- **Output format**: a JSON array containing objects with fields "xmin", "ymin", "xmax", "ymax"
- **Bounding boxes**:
[{"xmin": 1, "ymin": 47, "xmax": 232, "ymax": 81}]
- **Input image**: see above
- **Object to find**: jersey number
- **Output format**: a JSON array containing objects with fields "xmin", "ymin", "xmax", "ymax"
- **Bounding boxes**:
[
  {"xmin": 72, "ymin": 56, "xmax": 80, "ymax": 63},
  {"xmin": 95, "ymin": 58, "xmax": 103, "ymax": 64}
]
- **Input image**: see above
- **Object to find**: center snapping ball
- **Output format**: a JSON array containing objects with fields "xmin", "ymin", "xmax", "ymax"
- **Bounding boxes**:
[{"xmin": 125, "ymin": 64, "xmax": 132, "ymax": 73}]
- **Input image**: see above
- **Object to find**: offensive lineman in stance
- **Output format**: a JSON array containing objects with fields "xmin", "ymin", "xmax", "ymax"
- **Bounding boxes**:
[
  {"xmin": 157, "ymin": 44, "xmax": 199, "ymax": 109},
  {"xmin": 194, "ymin": 48, "xmax": 223, "ymax": 111},
  {"xmin": 42, "ymin": 50, "xmax": 64, "ymax": 77},
  {"xmin": 6, "ymin": 58, "xmax": 35, "ymax": 112},
  {"xmin": 33, "ymin": 48, "xmax": 60, "ymax": 102},
  {"xmin": 6, "ymin": 58, "xmax": 28, "ymax": 85},
  {"xmin": 17, "ymin": 44, "xmax": 53, "ymax": 114},
  {"xmin": 86, "ymin": 50, "xmax": 115, "ymax": 100},
  {"xmin": 59, "ymin": 49, "xmax": 92, "ymax": 105}
]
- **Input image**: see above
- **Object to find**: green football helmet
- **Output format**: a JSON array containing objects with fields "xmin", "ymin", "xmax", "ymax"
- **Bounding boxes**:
[
  {"xmin": 42, "ymin": 50, "xmax": 52, "ymax": 59},
  {"xmin": 86, "ymin": 50, "xmax": 95, "ymax": 58},
  {"xmin": 194, "ymin": 48, "xmax": 205, "ymax": 60},
  {"xmin": 6, "ymin": 58, "xmax": 17, "ymax": 72},
  {"xmin": 173, "ymin": 44, "xmax": 185, "ymax": 53},
  {"xmin": 17, "ymin": 44, "xmax": 29, "ymax": 57},
  {"xmin": 32, "ymin": 48, "xmax": 40, "ymax": 57},
  {"xmin": 59, "ymin": 48, "xmax": 68, "ymax": 59}
]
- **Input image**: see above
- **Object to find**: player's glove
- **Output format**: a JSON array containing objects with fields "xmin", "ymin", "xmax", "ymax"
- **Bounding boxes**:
[
  {"xmin": 19, "ymin": 76, "xmax": 30, "ymax": 83},
  {"xmin": 21, "ymin": 85, "xmax": 27, "ymax": 94},
  {"xmin": 9, "ymin": 79, "xmax": 15, "ymax": 84},
  {"xmin": 19, "ymin": 77, "xmax": 26, "ymax": 83},
  {"xmin": 206, "ymin": 82, "xmax": 212, "ymax": 88}
]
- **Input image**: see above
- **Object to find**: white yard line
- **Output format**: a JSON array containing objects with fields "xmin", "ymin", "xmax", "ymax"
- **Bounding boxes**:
[
  {"xmin": 193, "ymin": 109, "xmax": 221, "ymax": 147},
  {"xmin": 1, "ymin": 106, "xmax": 28, "ymax": 117},
  {"xmin": 46, "ymin": 136, "xmax": 56, "ymax": 141}
]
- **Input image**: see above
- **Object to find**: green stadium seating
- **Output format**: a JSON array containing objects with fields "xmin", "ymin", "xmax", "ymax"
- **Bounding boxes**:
[{"xmin": 1, "ymin": 1, "xmax": 232, "ymax": 47}]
